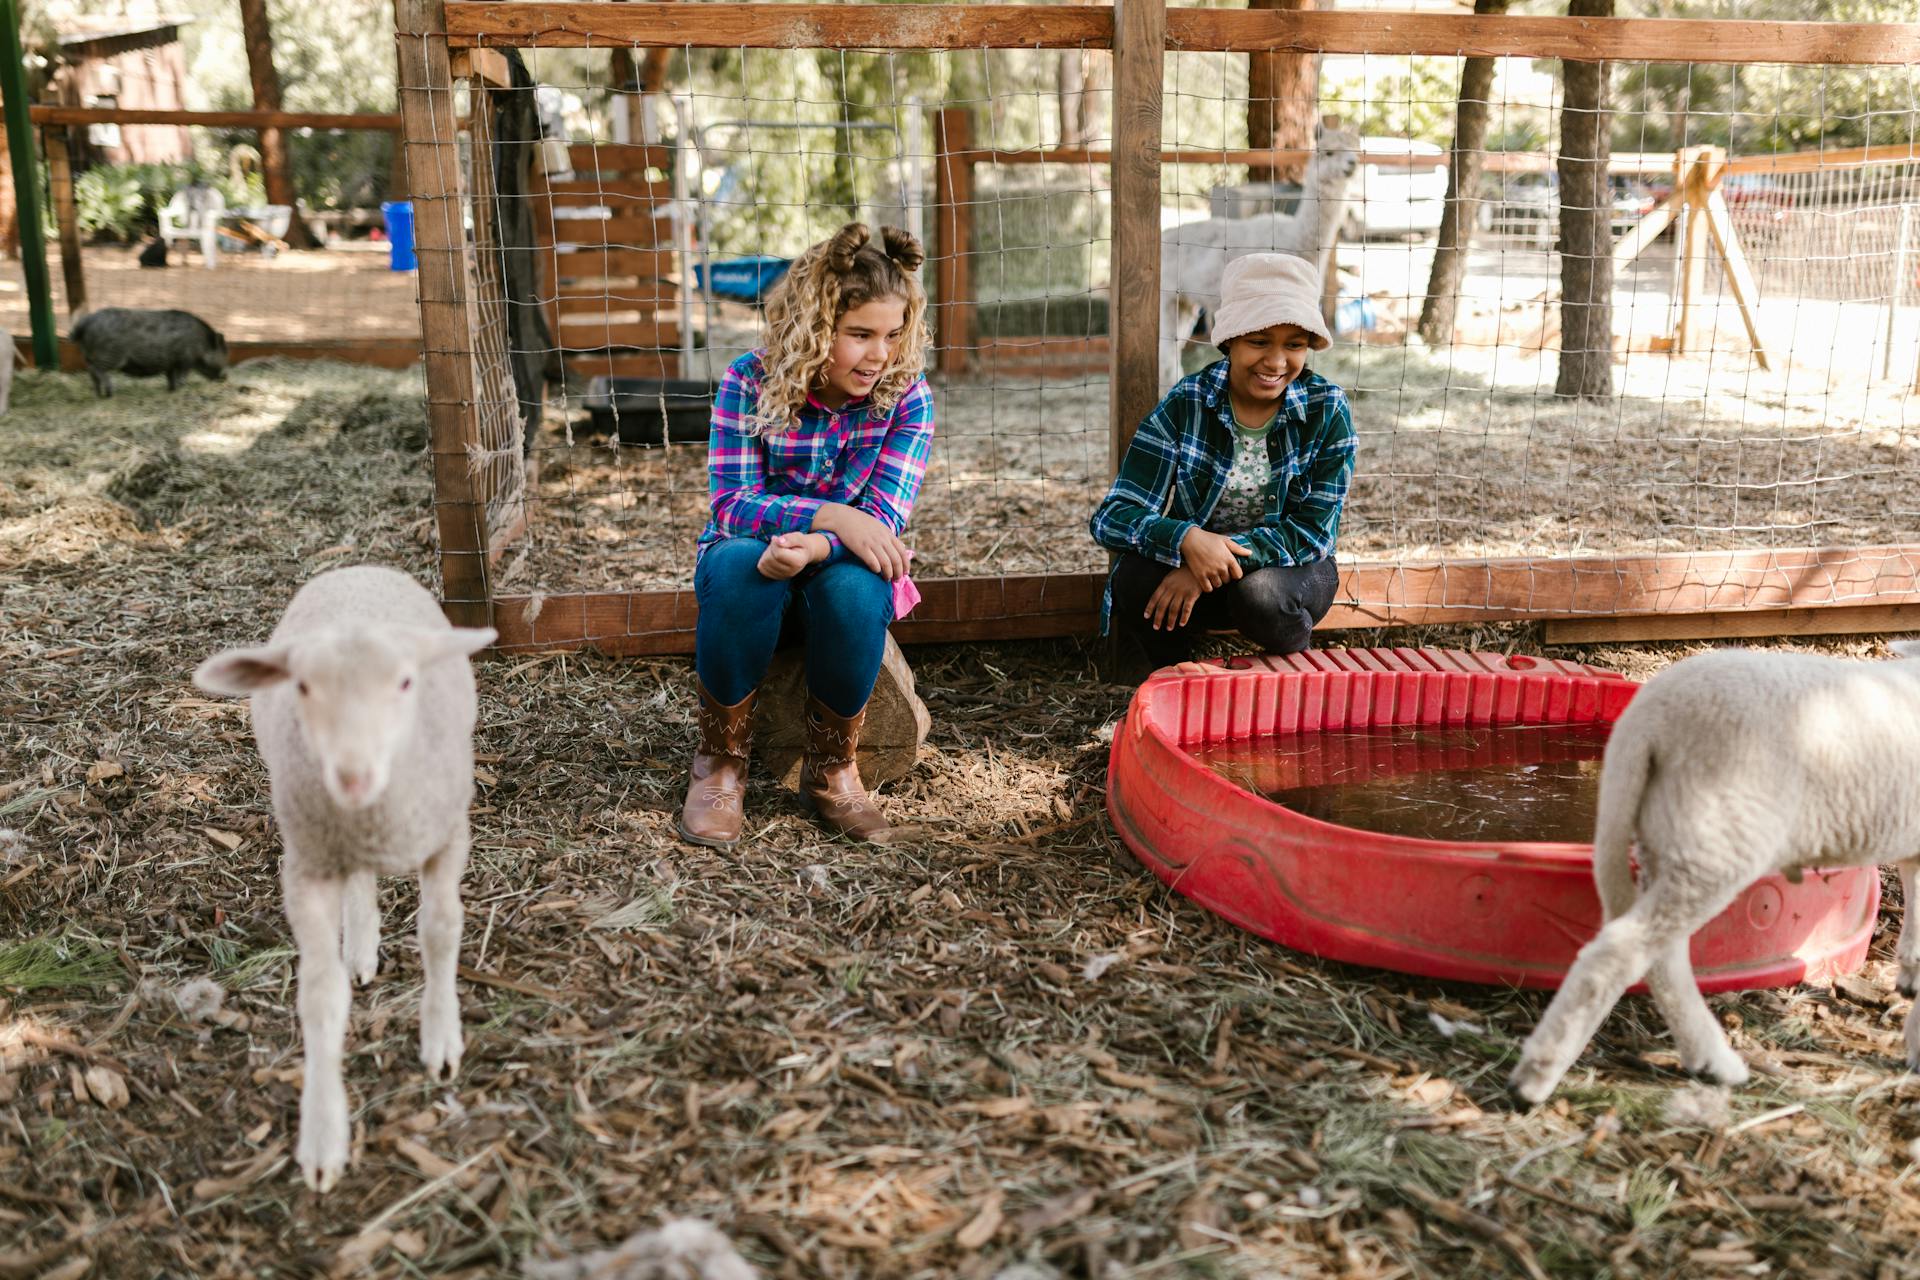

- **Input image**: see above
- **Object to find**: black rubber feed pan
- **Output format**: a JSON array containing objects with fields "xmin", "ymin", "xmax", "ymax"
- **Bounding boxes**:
[{"xmin": 581, "ymin": 376, "xmax": 716, "ymax": 445}]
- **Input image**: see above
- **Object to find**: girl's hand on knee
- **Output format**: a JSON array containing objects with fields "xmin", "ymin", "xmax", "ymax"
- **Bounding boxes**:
[
  {"xmin": 815, "ymin": 503, "xmax": 909, "ymax": 581},
  {"xmin": 1179, "ymin": 528, "xmax": 1252, "ymax": 591},
  {"xmin": 757, "ymin": 533, "xmax": 822, "ymax": 580},
  {"xmin": 1145, "ymin": 567, "xmax": 1203, "ymax": 630}
]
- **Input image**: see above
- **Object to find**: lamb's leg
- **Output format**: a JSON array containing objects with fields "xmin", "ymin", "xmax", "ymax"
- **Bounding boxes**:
[
  {"xmin": 1508, "ymin": 908, "xmax": 1661, "ymax": 1106},
  {"xmin": 285, "ymin": 866, "xmax": 352, "ymax": 1192},
  {"xmin": 89, "ymin": 368, "xmax": 111, "ymax": 398},
  {"xmin": 416, "ymin": 828, "xmax": 468, "ymax": 1082},
  {"xmin": 1895, "ymin": 859, "xmax": 1920, "ymax": 998},
  {"xmin": 1512, "ymin": 878, "xmax": 1746, "ymax": 1106},
  {"xmin": 1646, "ymin": 936, "xmax": 1748, "ymax": 1085},
  {"xmin": 342, "ymin": 870, "xmax": 380, "ymax": 988}
]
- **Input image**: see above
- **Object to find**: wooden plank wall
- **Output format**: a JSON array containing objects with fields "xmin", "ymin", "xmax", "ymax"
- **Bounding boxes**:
[{"xmin": 535, "ymin": 141, "xmax": 682, "ymax": 381}]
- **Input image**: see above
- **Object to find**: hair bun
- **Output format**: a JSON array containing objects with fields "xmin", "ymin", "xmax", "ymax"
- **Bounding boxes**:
[
  {"xmin": 879, "ymin": 226, "xmax": 924, "ymax": 273},
  {"xmin": 826, "ymin": 222, "xmax": 871, "ymax": 273}
]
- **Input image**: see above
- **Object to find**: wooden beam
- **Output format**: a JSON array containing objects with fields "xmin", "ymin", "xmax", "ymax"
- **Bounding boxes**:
[
  {"xmin": 1701, "ymin": 186, "xmax": 1771, "ymax": 372},
  {"xmin": 934, "ymin": 107, "xmax": 974, "ymax": 377},
  {"xmin": 955, "ymin": 145, "xmax": 1442, "ymax": 169},
  {"xmin": 15, "ymin": 336, "xmax": 421, "ymax": 373},
  {"xmin": 450, "ymin": 47, "xmax": 513, "ymax": 89},
  {"xmin": 485, "ymin": 546, "xmax": 1920, "ymax": 654},
  {"xmin": 447, "ymin": 3, "xmax": 1116, "ymax": 48},
  {"xmin": 43, "ymin": 126, "xmax": 84, "ymax": 319},
  {"xmin": 1108, "ymin": 0, "xmax": 1163, "ymax": 474},
  {"xmin": 492, "ymin": 574, "xmax": 1106, "ymax": 654},
  {"xmin": 1544, "ymin": 604, "xmax": 1920, "ymax": 645},
  {"xmin": 1164, "ymin": 11, "xmax": 1920, "ymax": 65},
  {"xmin": 28, "ymin": 105, "xmax": 399, "ymax": 130},
  {"xmin": 1723, "ymin": 142, "xmax": 1920, "ymax": 176},
  {"xmin": 396, "ymin": 0, "xmax": 493, "ymax": 630},
  {"xmin": 444, "ymin": 6, "xmax": 1920, "ymax": 66}
]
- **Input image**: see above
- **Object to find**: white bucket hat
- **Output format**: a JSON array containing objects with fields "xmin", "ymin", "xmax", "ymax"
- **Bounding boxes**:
[{"xmin": 1209, "ymin": 252, "xmax": 1332, "ymax": 352}]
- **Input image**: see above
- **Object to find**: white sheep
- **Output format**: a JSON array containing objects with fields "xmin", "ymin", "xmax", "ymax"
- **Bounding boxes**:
[
  {"xmin": 1158, "ymin": 125, "xmax": 1361, "ymax": 390},
  {"xmin": 194, "ymin": 565, "xmax": 495, "ymax": 1190},
  {"xmin": 1509, "ymin": 640, "xmax": 1920, "ymax": 1107}
]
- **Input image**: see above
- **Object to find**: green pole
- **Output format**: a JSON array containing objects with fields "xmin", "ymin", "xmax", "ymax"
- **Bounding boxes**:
[{"xmin": 0, "ymin": 0, "xmax": 56, "ymax": 369}]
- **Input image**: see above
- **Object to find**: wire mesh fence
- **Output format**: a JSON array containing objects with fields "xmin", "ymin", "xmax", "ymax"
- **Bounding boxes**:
[{"xmin": 402, "ymin": 3, "xmax": 1920, "ymax": 649}]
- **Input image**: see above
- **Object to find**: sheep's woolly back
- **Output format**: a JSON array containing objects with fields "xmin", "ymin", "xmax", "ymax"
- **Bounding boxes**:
[
  {"xmin": 1611, "ymin": 647, "xmax": 1920, "ymax": 879},
  {"xmin": 522, "ymin": 1221, "xmax": 759, "ymax": 1280},
  {"xmin": 268, "ymin": 564, "xmax": 450, "ymax": 643}
]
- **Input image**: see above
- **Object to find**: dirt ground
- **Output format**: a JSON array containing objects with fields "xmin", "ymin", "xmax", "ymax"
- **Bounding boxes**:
[
  {"xmin": 0, "ymin": 245, "xmax": 421, "ymax": 344},
  {"xmin": 6, "ymin": 358, "xmax": 1920, "ymax": 1279}
]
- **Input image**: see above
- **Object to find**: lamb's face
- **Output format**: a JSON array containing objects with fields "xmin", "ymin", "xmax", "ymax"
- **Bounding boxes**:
[
  {"xmin": 195, "ymin": 618, "xmax": 496, "ymax": 811},
  {"xmin": 285, "ymin": 629, "xmax": 427, "ymax": 809}
]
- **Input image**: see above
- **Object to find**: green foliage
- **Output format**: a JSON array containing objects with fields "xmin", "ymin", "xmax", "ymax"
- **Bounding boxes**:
[
  {"xmin": 67, "ymin": 162, "xmax": 267, "ymax": 242},
  {"xmin": 1323, "ymin": 58, "xmax": 1463, "ymax": 145},
  {"xmin": 73, "ymin": 166, "xmax": 146, "ymax": 241}
]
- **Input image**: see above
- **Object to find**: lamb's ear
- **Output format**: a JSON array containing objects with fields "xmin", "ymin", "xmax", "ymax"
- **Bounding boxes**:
[
  {"xmin": 1888, "ymin": 639, "xmax": 1920, "ymax": 660},
  {"xmin": 194, "ymin": 645, "xmax": 293, "ymax": 696},
  {"xmin": 408, "ymin": 626, "xmax": 497, "ymax": 666}
]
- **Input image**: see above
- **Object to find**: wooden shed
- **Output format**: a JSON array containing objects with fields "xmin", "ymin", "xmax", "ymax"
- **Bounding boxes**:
[{"xmin": 51, "ymin": 13, "xmax": 193, "ymax": 166}]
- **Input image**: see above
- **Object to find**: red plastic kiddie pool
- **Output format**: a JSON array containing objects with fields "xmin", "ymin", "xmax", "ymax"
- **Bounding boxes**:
[{"xmin": 1106, "ymin": 648, "xmax": 1876, "ymax": 991}]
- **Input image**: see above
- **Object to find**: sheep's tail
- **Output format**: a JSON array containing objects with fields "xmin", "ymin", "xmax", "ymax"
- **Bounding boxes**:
[{"xmin": 1591, "ymin": 728, "xmax": 1651, "ymax": 923}]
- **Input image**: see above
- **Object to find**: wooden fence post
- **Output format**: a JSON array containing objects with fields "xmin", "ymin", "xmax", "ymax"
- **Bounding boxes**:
[
  {"xmin": 44, "ymin": 127, "xmax": 85, "ymax": 318},
  {"xmin": 934, "ymin": 106, "xmax": 974, "ymax": 376},
  {"xmin": 1109, "ymin": 0, "xmax": 1164, "ymax": 471},
  {"xmin": 1675, "ymin": 144, "xmax": 1713, "ymax": 355},
  {"xmin": 394, "ymin": 0, "xmax": 492, "ymax": 627}
]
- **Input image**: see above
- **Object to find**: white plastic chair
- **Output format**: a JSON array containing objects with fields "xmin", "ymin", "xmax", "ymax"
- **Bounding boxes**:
[{"xmin": 158, "ymin": 183, "xmax": 226, "ymax": 268}]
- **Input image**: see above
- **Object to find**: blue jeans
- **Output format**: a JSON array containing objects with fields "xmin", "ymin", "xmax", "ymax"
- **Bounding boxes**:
[{"xmin": 694, "ymin": 537, "xmax": 896, "ymax": 716}]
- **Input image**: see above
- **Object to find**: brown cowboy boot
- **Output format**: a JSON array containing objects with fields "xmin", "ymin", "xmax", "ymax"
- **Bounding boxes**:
[
  {"xmin": 798, "ymin": 695, "xmax": 895, "ymax": 842},
  {"xmin": 677, "ymin": 682, "xmax": 756, "ymax": 848}
]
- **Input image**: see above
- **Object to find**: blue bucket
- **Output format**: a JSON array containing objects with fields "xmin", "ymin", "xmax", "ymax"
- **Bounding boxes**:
[
  {"xmin": 380, "ymin": 200, "xmax": 417, "ymax": 272},
  {"xmin": 694, "ymin": 255, "xmax": 793, "ymax": 304}
]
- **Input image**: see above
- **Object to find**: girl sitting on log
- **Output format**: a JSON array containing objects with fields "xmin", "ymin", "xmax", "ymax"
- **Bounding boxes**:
[{"xmin": 679, "ymin": 222, "xmax": 933, "ymax": 849}]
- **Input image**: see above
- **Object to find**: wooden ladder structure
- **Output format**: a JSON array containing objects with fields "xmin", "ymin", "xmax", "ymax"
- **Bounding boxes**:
[{"xmin": 1613, "ymin": 144, "xmax": 1772, "ymax": 370}]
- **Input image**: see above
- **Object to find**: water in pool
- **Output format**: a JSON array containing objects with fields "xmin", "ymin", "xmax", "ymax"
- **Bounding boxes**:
[{"xmin": 1192, "ymin": 722, "xmax": 1613, "ymax": 844}]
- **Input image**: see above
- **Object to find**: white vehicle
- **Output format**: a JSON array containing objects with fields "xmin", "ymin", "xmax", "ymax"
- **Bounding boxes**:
[{"xmin": 1343, "ymin": 136, "xmax": 1448, "ymax": 240}]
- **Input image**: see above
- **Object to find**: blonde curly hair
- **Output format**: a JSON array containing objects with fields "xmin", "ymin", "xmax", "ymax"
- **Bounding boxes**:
[{"xmin": 748, "ymin": 222, "xmax": 930, "ymax": 435}]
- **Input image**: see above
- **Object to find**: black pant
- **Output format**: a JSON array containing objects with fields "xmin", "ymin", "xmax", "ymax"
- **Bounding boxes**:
[{"xmin": 1110, "ymin": 552, "xmax": 1338, "ymax": 666}]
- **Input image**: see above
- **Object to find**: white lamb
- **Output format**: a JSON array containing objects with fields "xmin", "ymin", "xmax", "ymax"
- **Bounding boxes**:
[
  {"xmin": 194, "ymin": 565, "xmax": 495, "ymax": 1190},
  {"xmin": 1158, "ymin": 125, "xmax": 1361, "ymax": 390},
  {"xmin": 1509, "ymin": 641, "xmax": 1920, "ymax": 1107}
]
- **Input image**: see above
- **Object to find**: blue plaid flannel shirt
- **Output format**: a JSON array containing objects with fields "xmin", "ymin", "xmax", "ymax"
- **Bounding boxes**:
[{"xmin": 1088, "ymin": 359, "xmax": 1356, "ymax": 631}]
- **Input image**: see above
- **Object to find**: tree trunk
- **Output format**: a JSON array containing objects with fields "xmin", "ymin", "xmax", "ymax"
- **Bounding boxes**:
[
  {"xmin": 1417, "ymin": 0, "xmax": 1507, "ymax": 347},
  {"xmin": 1057, "ymin": 49, "xmax": 1088, "ymax": 146},
  {"xmin": 239, "ymin": 0, "xmax": 317, "ymax": 248},
  {"xmin": 1247, "ymin": 0, "xmax": 1317, "ymax": 185},
  {"xmin": 1555, "ymin": 0, "xmax": 1614, "ymax": 399}
]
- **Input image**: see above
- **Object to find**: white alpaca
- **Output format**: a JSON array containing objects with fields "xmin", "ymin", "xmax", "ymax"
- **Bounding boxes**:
[
  {"xmin": 1158, "ymin": 126, "xmax": 1361, "ymax": 390},
  {"xmin": 1509, "ymin": 641, "xmax": 1920, "ymax": 1107}
]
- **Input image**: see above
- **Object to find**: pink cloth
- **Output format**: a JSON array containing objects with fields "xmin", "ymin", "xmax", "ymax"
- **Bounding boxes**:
[
  {"xmin": 892, "ymin": 549, "xmax": 920, "ymax": 620},
  {"xmin": 892, "ymin": 572, "xmax": 921, "ymax": 620}
]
